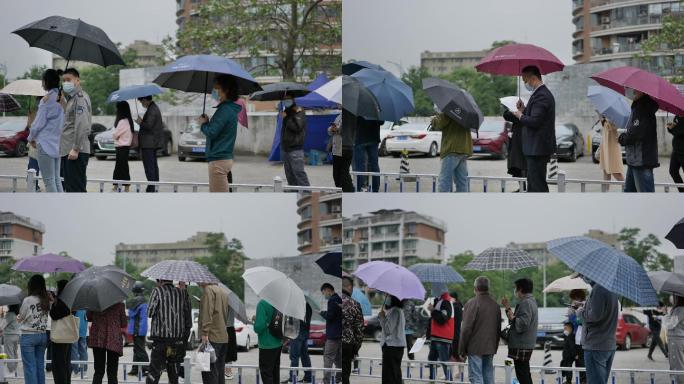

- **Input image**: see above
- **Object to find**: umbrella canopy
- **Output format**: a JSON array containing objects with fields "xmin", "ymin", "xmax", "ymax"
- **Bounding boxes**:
[
  {"xmin": 60, "ymin": 265, "xmax": 134, "ymax": 311},
  {"xmin": 0, "ymin": 79, "xmax": 47, "ymax": 97},
  {"xmin": 218, "ymin": 283, "xmax": 250, "ymax": 324},
  {"xmin": 408, "ymin": 263, "xmax": 465, "ymax": 284},
  {"xmin": 475, "ymin": 43, "xmax": 565, "ymax": 76},
  {"xmin": 235, "ymin": 98, "xmax": 249, "ymax": 128},
  {"xmin": 106, "ymin": 84, "xmax": 165, "ymax": 103},
  {"xmin": 0, "ymin": 284, "xmax": 24, "ymax": 306},
  {"xmin": 423, "ymin": 77, "xmax": 483, "ymax": 132},
  {"xmin": 590, "ymin": 66, "xmax": 684, "ymax": 115},
  {"xmin": 12, "ymin": 16, "xmax": 124, "ymax": 68},
  {"xmin": 12, "ymin": 253, "xmax": 85, "ymax": 273},
  {"xmin": 0, "ymin": 94, "xmax": 22, "ymax": 113},
  {"xmin": 465, "ymin": 247, "xmax": 538, "ymax": 271},
  {"xmin": 352, "ymin": 68, "xmax": 414, "ymax": 123},
  {"xmin": 140, "ymin": 260, "xmax": 219, "ymax": 284},
  {"xmin": 666, "ymin": 217, "xmax": 684, "ymax": 249},
  {"xmin": 295, "ymin": 73, "xmax": 339, "ymax": 109},
  {"xmin": 304, "ymin": 294, "xmax": 325, "ymax": 322},
  {"xmin": 547, "ymin": 236, "xmax": 658, "ymax": 306},
  {"xmin": 351, "ymin": 287, "xmax": 372, "ymax": 316},
  {"xmin": 543, "ymin": 275, "xmax": 591, "ymax": 293},
  {"xmin": 648, "ymin": 271, "xmax": 684, "ymax": 297},
  {"xmin": 342, "ymin": 75, "xmax": 381, "ymax": 120},
  {"xmin": 315, "ymin": 251, "xmax": 342, "ymax": 278},
  {"xmin": 342, "ymin": 60, "xmax": 386, "ymax": 76},
  {"xmin": 499, "ymin": 96, "xmax": 529, "ymax": 112},
  {"xmin": 353, "ymin": 261, "xmax": 425, "ymax": 300},
  {"xmin": 587, "ymin": 85, "xmax": 631, "ymax": 128},
  {"xmin": 313, "ymin": 76, "xmax": 342, "ymax": 105},
  {"xmin": 249, "ymin": 82, "xmax": 310, "ymax": 101},
  {"xmin": 242, "ymin": 266, "xmax": 306, "ymax": 320}
]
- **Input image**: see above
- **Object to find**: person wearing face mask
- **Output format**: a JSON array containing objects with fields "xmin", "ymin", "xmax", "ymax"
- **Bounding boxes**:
[
  {"xmin": 59, "ymin": 68, "xmax": 91, "ymax": 192},
  {"xmin": 280, "ymin": 95, "xmax": 310, "ymax": 186},
  {"xmin": 596, "ymin": 116, "xmax": 624, "ymax": 192},
  {"xmin": 319, "ymin": 283, "xmax": 342, "ymax": 384},
  {"xmin": 510, "ymin": 66, "xmax": 556, "ymax": 192},
  {"xmin": 567, "ymin": 289, "xmax": 587, "ymax": 384},
  {"xmin": 425, "ymin": 283, "xmax": 455, "ymax": 380},
  {"xmin": 501, "ymin": 278, "xmax": 538, "ymax": 384},
  {"xmin": 666, "ymin": 116, "xmax": 684, "ymax": 192},
  {"xmin": 197, "ymin": 75, "xmax": 242, "ymax": 192},
  {"xmin": 617, "ymin": 87, "xmax": 659, "ymax": 192},
  {"xmin": 560, "ymin": 322, "xmax": 577, "ymax": 384},
  {"xmin": 378, "ymin": 294, "xmax": 406, "ymax": 383},
  {"xmin": 136, "ymin": 95, "xmax": 164, "ymax": 192},
  {"xmin": 431, "ymin": 106, "xmax": 473, "ymax": 192}
]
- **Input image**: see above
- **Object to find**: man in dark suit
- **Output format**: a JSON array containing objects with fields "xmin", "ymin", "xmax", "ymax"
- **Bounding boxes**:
[
  {"xmin": 136, "ymin": 96, "xmax": 164, "ymax": 192},
  {"xmin": 510, "ymin": 66, "xmax": 556, "ymax": 192}
]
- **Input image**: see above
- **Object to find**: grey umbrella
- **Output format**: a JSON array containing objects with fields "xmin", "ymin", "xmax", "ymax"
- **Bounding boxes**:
[
  {"xmin": 422, "ymin": 77, "xmax": 484, "ymax": 134},
  {"xmin": 648, "ymin": 271, "xmax": 684, "ymax": 297},
  {"xmin": 0, "ymin": 284, "xmax": 23, "ymax": 306},
  {"xmin": 249, "ymin": 82, "xmax": 310, "ymax": 101},
  {"xmin": 60, "ymin": 265, "xmax": 134, "ymax": 311},
  {"xmin": 342, "ymin": 75, "xmax": 381, "ymax": 120},
  {"xmin": 141, "ymin": 260, "xmax": 219, "ymax": 284},
  {"xmin": 218, "ymin": 283, "xmax": 250, "ymax": 324}
]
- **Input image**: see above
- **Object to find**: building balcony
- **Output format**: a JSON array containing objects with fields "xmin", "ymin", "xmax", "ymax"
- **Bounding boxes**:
[{"xmin": 573, "ymin": 0, "xmax": 585, "ymax": 15}]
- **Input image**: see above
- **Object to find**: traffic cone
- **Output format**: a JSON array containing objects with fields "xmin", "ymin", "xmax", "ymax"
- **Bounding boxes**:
[
  {"xmin": 547, "ymin": 156, "xmax": 558, "ymax": 184},
  {"xmin": 397, "ymin": 149, "xmax": 416, "ymax": 182}
]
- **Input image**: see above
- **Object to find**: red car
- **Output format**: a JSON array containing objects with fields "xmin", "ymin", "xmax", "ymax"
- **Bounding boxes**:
[
  {"xmin": 282, "ymin": 320, "xmax": 327, "ymax": 354},
  {"xmin": 0, "ymin": 120, "xmax": 29, "ymax": 157},
  {"xmin": 616, "ymin": 312, "xmax": 651, "ymax": 350},
  {"xmin": 470, "ymin": 119, "xmax": 510, "ymax": 159}
]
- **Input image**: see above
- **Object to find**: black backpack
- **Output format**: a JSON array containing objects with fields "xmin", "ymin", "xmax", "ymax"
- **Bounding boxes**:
[{"xmin": 269, "ymin": 309, "xmax": 284, "ymax": 339}]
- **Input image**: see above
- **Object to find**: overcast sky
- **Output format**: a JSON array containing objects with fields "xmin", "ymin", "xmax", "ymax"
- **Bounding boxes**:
[
  {"xmin": 344, "ymin": 195, "xmax": 684, "ymax": 259},
  {"xmin": 2, "ymin": 194, "xmax": 300, "ymax": 265},
  {"xmin": 343, "ymin": 0, "xmax": 575, "ymax": 76},
  {"xmin": 0, "ymin": 0, "xmax": 177, "ymax": 78}
]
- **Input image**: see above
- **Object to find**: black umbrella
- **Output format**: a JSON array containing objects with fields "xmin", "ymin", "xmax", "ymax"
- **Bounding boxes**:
[
  {"xmin": 422, "ymin": 77, "xmax": 484, "ymax": 134},
  {"xmin": 315, "ymin": 251, "xmax": 342, "ymax": 278},
  {"xmin": 249, "ymin": 82, "xmax": 310, "ymax": 101},
  {"xmin": 0, "ymin": 93, "xmax": 22, "ymax": 113},
  {"xmin": 342, "ymin": 61, "xmax": 386, "ymax": 76},
  {"xmin": 666, "ymin": 217, "xmax": 684, "ymax": 249},
  {"xmin": 342, "ymin": 75, "xmax": 381, "ymax": 120},
  {"xmin": 12, "ymin": 16, "xmax": 125, "ymax": 69},
  {"xmin": 60, "ymin": 265, "xmax": 134, "ymax": 311}
]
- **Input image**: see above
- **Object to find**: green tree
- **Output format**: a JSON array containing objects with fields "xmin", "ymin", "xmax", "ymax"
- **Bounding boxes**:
[
  {"xmin": 640, "ymin": 13, "xmax": 684, "ymax": 80},
  {"xmin": 172, "ymin": 0, "xmax": 341, "ymax": 80},
  {"xmin": 491, "ymin": 40, "xmax": 518, "ymax": 50},
  {"xmin": 195, "ymin": 234, "xmax": 248, "ymax": 299},
  {"xmin": 619, "ymin": 228, "xmax": 673, "ymax": 272},
  {"xmin": 443, "ymin": 67, "xmax": 516, "ymax": 116},
  {"xmin": 79, "ymin": 48, "xmax": 139, "ymax": 115},
  {"xmin": 400, "ymin": 66, "xmax": 434, "ymax": 117}
]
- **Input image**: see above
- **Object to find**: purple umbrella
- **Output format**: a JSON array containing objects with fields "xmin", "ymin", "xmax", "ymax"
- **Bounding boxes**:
[
  {"xmin": 12, "ymin": 253, "xmax": 86, "ymax": 273},
  {"xmin": 353, "ymin": 261, "xmax": 425, "ymax": 300}
]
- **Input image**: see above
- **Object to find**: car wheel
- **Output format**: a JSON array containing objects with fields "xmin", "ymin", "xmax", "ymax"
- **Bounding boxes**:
[
  {"xmin": 379, "ymin": 140, "xmax": 388, "ymax": 157},
  {"xmin": 245, "ymin": 336, "xmax": 250, "ymax": 352},
  {"xmin": 178, "ymin": 156, "xmax": 186, "ymax": 162},
  {"xmin": 498, "ymin": 143, "xmax": 508, "ymax": 160},
  {"xmin": 14, "ymin": 141, "xmax": 27, "ymax": 157},
  {"xmin": 162, "ymin": 140, "xmax": 172, "ymax": 156},
  {"xmin": 592, "ymin": 148, "xmax": 600, "ymax": 164},
  {"xmin": 623, "ymin": 334, "xmax": 632, "ymax": 351},
  {"xmin": 569, "ymin": 146, "xmax": 578, "ymax": 163},
  {"xmin": 95, "ymin": 155, "xmax": 107, "ymax": 161},
  {"xmin": 373, "ymin": 329, "xmax": 382, "ymax": 342},
  {"xmin": 428, "ymin": 142, "xmax": 438, "ymax": 158}
]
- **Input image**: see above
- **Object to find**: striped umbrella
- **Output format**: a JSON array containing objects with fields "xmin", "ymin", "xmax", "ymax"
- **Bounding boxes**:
[
  {"xmin": 408, "ymin": 263, "xmax": 465, "ymax": 284},
  {"xmin": 141, "ymin": 260, "xmax": 219, "ymax": 284}
]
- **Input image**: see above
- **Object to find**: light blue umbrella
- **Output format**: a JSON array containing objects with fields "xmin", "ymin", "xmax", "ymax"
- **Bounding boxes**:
[
  {"xmin": 354, "ymin": 261, "xmax": 425, "ymax": 300},
  {"xmin": 587, "ymin": 85, "xmax": 631, "ymax": 128},
  {"xmin": 351, "ymin": 287, "xmax": 372, "ymax": 316},
  {"xmin": 106, "ymin": 84, "xmax": 165, "ymax": 103},
  {"xmin": 547, "ymin": 236, "xmax": 658, "ymax": 306},
  {"xmin": 352, "ymin": 68, "xmax": 414, "ymax": 123},
  {"xmin": 408, "ymin": 263, "xmax": 465, "ymax": 284}
]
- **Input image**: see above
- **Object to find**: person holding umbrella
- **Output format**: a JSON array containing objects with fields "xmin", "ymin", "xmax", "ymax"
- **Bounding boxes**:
[
  {"xmin": 666, "ymin": 115, "xmax": 684, "ymax": 192},
  {"xmin": 112, "ymin": 101, "xmax": 134, "ymax": 192},
  {"xmin": 378, "ymin": 294, "xmax": 406, "ymax": 383},
  {"xmin": 254, "ymin": 298, "xmax": 283, "ymax": 384},
  {"xmin": 341, "ymin": 276, "xmax": 364, "ymax": 384},
  {"xmin": 87, "ymin": 300, "xmax": 127, "ymax": 384},
  {"xmin": 198, "ymin": 75, "xmax": 242, "ymax": 192},
  {"xmin": 19, "ymin": 275, "xmax": 51, "ymax": 384},
  {"xmin": 281, "ymin": 95, "xmax": 311, "ymax": 187},
  {"xmin": 136, "ymin": 96, "xmax": 163, "ymax": 193},
  {"xmin": 49, "ymin": 280, "xmax": 73, "ymax": 384},
  {"xmin": 198, "ymin": 282, "xmax": 229, "ymax": 384},
  {"xmin": 60, "ymin": 68, "xmax": 92, "ymax": 193},
  {"xmin": 644, "ymin": 302, "xmax": 669, "ymax": 361}
]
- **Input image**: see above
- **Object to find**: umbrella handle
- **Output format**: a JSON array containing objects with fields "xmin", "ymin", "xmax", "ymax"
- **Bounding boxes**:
[{"xmin": 202, "ymin": 72, "xmax": 208, "ymax": 116}]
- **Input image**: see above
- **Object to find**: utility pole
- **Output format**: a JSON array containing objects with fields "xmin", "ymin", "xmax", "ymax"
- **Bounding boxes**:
[{"xmin": 543, "ymin": 250, "xmax": 547, "ymax": 307}]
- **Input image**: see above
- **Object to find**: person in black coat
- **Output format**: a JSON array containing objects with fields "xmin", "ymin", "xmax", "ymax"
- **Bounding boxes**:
[
  {"xmin": 280, "ymin": 96, "xmax": 310, "ymax": 187},
  {"xmin": 509, "ymin": 66, "xmax": 556, "ymax": 192},
  {"xmin": 618, "ymin": 89, "xmax": 659, "ymax": 192},
  {"xmin": 502, "ymin": 107, "xmax": 527, "ymax": 192},
  {"xmin": 560, "ymin": 322, "xmax": 576, "ymax": 384},
  {"xmin": 667, "ymin": 115, "xmax": 684, "ymax": 192},
  {"xmin": 136, "ymin": 96, "xmax": 164, "ymax": 192},
  {"xmin": 49, "ymin": 280, "xmax": 73, "ymax": 384}
]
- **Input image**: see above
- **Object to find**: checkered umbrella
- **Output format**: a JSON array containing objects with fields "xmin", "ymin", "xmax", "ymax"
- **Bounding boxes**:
[
  {"xmin": 408, "ymin": 263, "xmax": 465, "ymax": 283},
  {"xmin": 0, "ymin": 93, "xmax": 21, "ymax": 113},
  {"xmin": 141, "ymin": 260, "xmax": 219, "ymax": 284},
  {"xmin": 465, "ymin": 247, "xmax": 538, "ymax": 271},
  {"xmin": 547, "ymin": 236, "xmax": 658, "ymax": 306}
]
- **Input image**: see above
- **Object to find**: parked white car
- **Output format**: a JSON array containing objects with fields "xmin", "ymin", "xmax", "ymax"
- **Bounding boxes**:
[
  {"xmin": 384, "ymin": 122, "xmax": 442, "ymax": 157},
  {"xmin": 234, "ymin": 319, "xmax": 258, "ymax": 351}
]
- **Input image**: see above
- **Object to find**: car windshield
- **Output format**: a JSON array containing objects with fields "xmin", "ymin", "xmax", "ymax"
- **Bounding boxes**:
[
  {"xmin": 0, "ymin": 121, "xmax": 27, "ymax": 132},
  {"xmin": 478, "ymin": 121, "xmax": 503, "ymax": 132},
  {"xmin": 556, "ymin": 125, "xmax": 573, "ymax": 137},
  {"xmin": 538, "ymin": 307, "xmax": 568, "ymax": 324}
]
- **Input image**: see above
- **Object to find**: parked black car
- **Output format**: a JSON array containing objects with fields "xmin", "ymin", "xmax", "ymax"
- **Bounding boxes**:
[
  {"xmin": 555, "ymin": 123, "xmax": 584, "ymax": 162},
  {"xmin": 535, "ymin": 307, "xmax": 568, "ymax": 348}
]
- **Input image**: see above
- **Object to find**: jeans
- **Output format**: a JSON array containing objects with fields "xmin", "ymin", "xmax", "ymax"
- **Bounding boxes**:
[
  {"xmin": 92, "ymin": 347, "xmax": 119, "ymax": 384},
  {"xmin": 20, "ymin": 332, "xmax": 48, "ymax": 384},
  {"xmin": 428, "ymin": 340, "xmax": 451, "ymax": 379},
  {"xmin": 526, "ymin": 155, "xmax": 549, "ymax": 192},
  {"xmin": 438, "ymin": 153, "xmax": 469, "ymax": 192},
  {"xmin": 584, "ymin": 349, "xmax": 615, "ymax": 384},
  {"xmin": 141, "ymin": 148, "xmax": 159, "ymax": 192},
  {"xmin": 282, "ymin": 149, "xmax": 310, "ymax": 187},
  {"xmin": 624, "ymin": 166, "xmax": 655, "ymax": 192},
  {"xmin": 201, "ymin": 342, "xmax": 227, "ymax": 384},
  {"xmin": 258, "ymin": 347, "xmax": 281, "ymax": 384},
  {"xmin": 288, "ymin": 336, "xmax": 312, "ymax": 381},
  {"xmin": 71, "ymin": 336, "xmax": 88, "ymax": 374},
  {"xmin": 353, "ymin": 143, "xmax": 380, "ymax": 192},
  {"xmin": 52, "ymin": 342, "xmax": 72, "ymax": 384},
  {"xmin": 332, "ymin": 149, "xmax": 354, "ymax": 192},
  {"xmin": 323, "ymin": 339, "xmax": 342, "ymax": 383},
  {"xmin": 381, "ymin": 345, "xmax": 404, "ymax": 384},
  {"xmin": 467, "ymin": 354, "xmax": 494, "ymax": 384},
  {"xmin": 36, "ymin": 145, "xmax": 62, "ymax": 192},
  {"xmin": 61, "ymin": 152, "xmax": 89, "ymax": 192},
  {"xmin": 669, "ymin": 152, "xmax": 684, "ymax": 192}
]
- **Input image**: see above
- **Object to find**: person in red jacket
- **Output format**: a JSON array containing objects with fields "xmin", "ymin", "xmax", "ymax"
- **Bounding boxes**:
[{"xmin": 426, "ymin": 283, "xmax": 455, "ymax": 380}]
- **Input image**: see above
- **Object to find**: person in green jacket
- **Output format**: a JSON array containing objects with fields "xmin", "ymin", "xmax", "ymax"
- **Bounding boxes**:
[
  {"xmin": 254, "ymin": 299, "xmax": 282, "ymax": 384},
  {"xmin": 431, "ymin": 112, "xmax": 473, "ymax": 192},
  {"xmin": 198, "ymin": 74, "xmax": 242, "ymax": 192}
]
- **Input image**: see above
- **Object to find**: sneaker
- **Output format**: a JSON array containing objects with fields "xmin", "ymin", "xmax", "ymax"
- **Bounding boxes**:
[{"xmin": 225, "ymin": 372, "xmax": 234, "ymax": 380}]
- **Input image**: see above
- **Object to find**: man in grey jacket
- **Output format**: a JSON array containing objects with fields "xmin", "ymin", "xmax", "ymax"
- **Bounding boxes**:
[
  {"xmin": 459, "ymin": 276, "xmax": 501, "ymax": 384},
  {"xmin": 577, "ymin": 274, "xmax": 618, "ymax": 384},
  {"xmin": 502, "ymin": 278, "xmax": 539, "ymax": 384},
  {"xmin": 60, "ymin": 68, "xmax": 91, "ymax": 192}
]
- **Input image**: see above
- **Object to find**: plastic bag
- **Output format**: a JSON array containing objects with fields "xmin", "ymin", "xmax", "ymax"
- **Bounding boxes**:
[{"xmin": 193, "ymin": 341, "xmax": 216, "ymax": 372}]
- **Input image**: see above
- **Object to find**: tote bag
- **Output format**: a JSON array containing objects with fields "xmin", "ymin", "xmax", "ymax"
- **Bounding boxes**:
[{"xmin": 50, "ymin": 315, "xmax": 80, "ymax": 344}]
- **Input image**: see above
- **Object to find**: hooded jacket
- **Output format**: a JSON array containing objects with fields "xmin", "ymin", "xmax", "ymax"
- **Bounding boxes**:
[
  {"xmin": 669, "ymin": 115, "xmax": 684, "ymax": 155},
  {"xmin": 201, "ymin": 101, "xmax": 241, "ymax": 162},
  {"xmin": 618, "ymin": 95, "xmax": 659, "ymax": 168}
]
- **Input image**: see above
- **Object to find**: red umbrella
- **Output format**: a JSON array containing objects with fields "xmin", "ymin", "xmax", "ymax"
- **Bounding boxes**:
[
  {"xmin": 590, "ymin": 66, "xmax": 684, "ymax": 115},
  {"xmin": 475, "ymin": 43, "xmax": 565, "ymax": 76}
]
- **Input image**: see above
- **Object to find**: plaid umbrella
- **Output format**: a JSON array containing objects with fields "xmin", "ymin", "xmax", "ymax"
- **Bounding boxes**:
[
  {"xmin": 465, "ymin": 247, "xmax": 538, "ymax": 271},
  {"xmin": 141, "ymin": 260, "xmax": 219, "ymax": 284},
  {"xmin": 0, "ymin": 93, "xmax": 21, "ymax": 112},
  {"xmin": 666, "ymin": 217, "xmax": 684, "ymax": 249},
  {"xmin": 408, "ymin": 263, "xmax": 465, "ymax": 283},
  {"xmin": 547, "ymin": 236, "xmax": 658, "ymax": 306}
]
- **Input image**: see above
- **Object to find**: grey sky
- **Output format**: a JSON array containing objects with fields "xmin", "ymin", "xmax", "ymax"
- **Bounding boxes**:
[
  {"xmin": 2, "ymin": 194, "xmax": 300, "ymax": 265},
  {"xmin": 343, "ymin": 0, "xmax": 575, "ymax": 76},
  {"xmin": 0, "ymin": 0, "xmax": 177, "ymax": 78},
  {"xmin": 344, "ymin": 195, "xmax": 684, "ymax": 259}
]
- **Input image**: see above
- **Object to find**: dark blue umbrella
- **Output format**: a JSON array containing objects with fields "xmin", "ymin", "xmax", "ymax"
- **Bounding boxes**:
[
  {"xmin": 342, "ymin": 76, "xmax": 381, "ymax": 120},
  {"xmin": 547, "ymin": 236, "xmax": 658, "ymax": 306},
  {"xmin": 408, "ymin": 263, "xmax": 465, "ymax": 284},
  {"xmin": 423, "ymin": 77, "xmax": 484, "ymax": 133},
  {"xmin": 106, "ymin": 84, "xmax": 165, "ymax": 104},
  {"xmin": 666, "ymin": 217, "xmax": 684, "ymax": 249},
  {"xmin": 352, "ymin": 68, "xmax": 414, "ymax": 123},
  {"xmin": 342, "ymin": 60, "xmax": 386, "ymax": 76},
  {"xmin": 153, "ymin": 54, "xmax": 261, "ymax": 113},
  {"xmin": 315, "ymin": 250, "xmax": 342, "ymax": 278}
]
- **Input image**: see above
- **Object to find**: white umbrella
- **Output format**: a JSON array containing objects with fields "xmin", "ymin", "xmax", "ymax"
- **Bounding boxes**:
[
  {"xmin": 313, "ymin": 76, "xmax": 342, "ymax": 104},
  {"xmin": 543, "ymin": 275, "xmax": 591, "ymax": 293},
  {"xmin": 499, "ymin": 95, "xmax": 529, "ymax": 113},
  {"xmin": 0, "ymin": 79, "xmax": 46, "ymax": 97},
  {"xmin": 242, "ymin": 266, "xmax": 306, "ymax": 320}
]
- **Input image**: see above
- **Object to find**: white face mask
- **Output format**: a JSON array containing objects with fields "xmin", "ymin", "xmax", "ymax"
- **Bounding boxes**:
[
  {"xmin": 563, "ymin": 330, "xmax": 571, "ymax": 337},
  {"xmin": 524, "ymin": 81, "xmax": 535, "ymax": 92}
]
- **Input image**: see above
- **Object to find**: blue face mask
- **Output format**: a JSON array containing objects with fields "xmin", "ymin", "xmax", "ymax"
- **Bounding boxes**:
[
  {"xmin": 62, "ymin": 82, "xmax": 75, "ymax": 95},
  {"xmin": 282, "ymin": 99, "xmax": 294, "ymax": 109},
  {"xmin": 211, "ymin": 89, "xmax": 220, "ymax": 102}
]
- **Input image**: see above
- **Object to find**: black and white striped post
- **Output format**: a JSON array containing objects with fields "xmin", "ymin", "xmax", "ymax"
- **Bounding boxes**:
[
  {"xmin": 543, "ymin": 341, "xmax": 554, "ymax": 374},
  {"xmin": 547, "ymin": 156, "xmax": 559, "ymax": 182}
]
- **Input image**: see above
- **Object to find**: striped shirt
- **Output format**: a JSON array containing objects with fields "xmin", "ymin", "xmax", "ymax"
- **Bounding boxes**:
[{"xmin": 148, "ymin": 283, "xmax": 191, "ymax": 341}]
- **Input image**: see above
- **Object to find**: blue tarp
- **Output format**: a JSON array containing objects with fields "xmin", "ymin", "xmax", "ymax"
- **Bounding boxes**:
[
  {"xmin": 268, "ymin": 112, "xmax": 338, "ymax": 161},
  {"xmin": 295, "ymin": 73, "xmax": 338, "ymax": 109}
]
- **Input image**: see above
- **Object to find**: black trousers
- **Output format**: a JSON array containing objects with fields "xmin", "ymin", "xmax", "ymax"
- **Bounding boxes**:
[
  {"xmin": 648, "ymin": 331, "xmax": 669, "ymax": 358},
  {"xmin": 130, "ymin": 336, "xmax": 149, "ymax": 374},
  {"xmin": 258, "ymin": 347, "xmax": 281, "ymax": 384},
  {"xmin": 333, "ymin": 149, "xmax": 354, "ymax": 192},
  {"xmin": 92, "ymin": 347, "xmax": 119, "ymax": 384},
  {"xmin": 52, "ymin": 343, "xmax": 72, "ymax": 384},
  {"xmin": 405, "ymin": 334, "xmax": 416, "ymax": 360},
  {"xmin": 141, "ymin": 148, "xmax": 159, "ymax": 192},
  {"xmin": 341, "ymin": 343, "xmax": 356, "ymax": 384},
  {"xmin": 669, "ymin": 152, "xmax": 684, "ymax": 192},
  {"xmin": 201, "ymin": 342, "xmax": 227, "ymax": 384},
  {"xmin": 146, "ymin": 340, "xmax": 180, "ymax": 384},
  {"xmin": 61, "ymin": 153, "xmax": 89, "ymax": 192},
  {"xmin": 526, "ymin": 155, "xmax": 550, "ymax": 192},
  {"xmin": 113, "ymin": 146, "xmax": 131, "ymax": 186},
  {"xmin": 381, "ymin": 345, "xmax": 404, "ymax": 384},
  {"xmin": 514, "ymin": 359, "xmax": 533, "ymax": 384}
]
